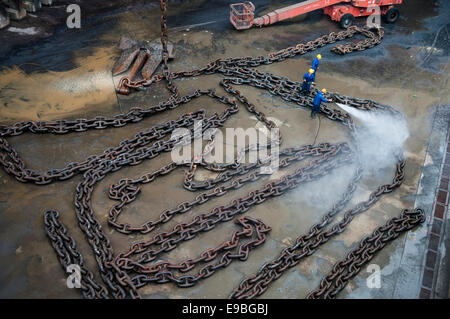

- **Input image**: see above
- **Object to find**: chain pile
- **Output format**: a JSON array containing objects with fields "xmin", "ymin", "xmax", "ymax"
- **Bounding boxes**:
[
  {"xmin": 305, "ymin": 207, "xmax": 425, "ymax": 299},
  {"xmin": 229, "ymin": 160, "xmax": 408, "ymax": 299},
  {"xmin": 0, "ymin": 1, "xmax": 424, "ymax": 299}
]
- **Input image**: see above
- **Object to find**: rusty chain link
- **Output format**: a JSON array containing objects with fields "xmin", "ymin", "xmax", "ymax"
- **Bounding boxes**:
[
  {"xmin": 305, "ymin": 208, "xmax": 425, "ymax": 299},
  {"xmin": 0, "ymin": 0, "xmax": 420, "ymax": 299}
]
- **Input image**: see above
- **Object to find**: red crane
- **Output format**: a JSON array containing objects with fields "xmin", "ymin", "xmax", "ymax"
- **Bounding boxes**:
[{"xmin": 230, "ymin": 0, "xmax": 402, "ymax": 29}]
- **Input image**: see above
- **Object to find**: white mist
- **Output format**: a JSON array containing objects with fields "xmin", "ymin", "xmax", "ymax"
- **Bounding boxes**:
[{"xmin": 336, "ymin": 103, "xmax": 410, "ymax": 173}]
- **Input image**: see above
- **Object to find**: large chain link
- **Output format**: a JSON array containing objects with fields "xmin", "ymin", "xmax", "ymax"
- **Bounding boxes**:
[{"xmin": 0, "ymin": 1, "xmax": 422, "ymax": 299}]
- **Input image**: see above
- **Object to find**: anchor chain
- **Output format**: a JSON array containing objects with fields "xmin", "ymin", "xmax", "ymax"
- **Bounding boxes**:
[
  {"xmin": 306, "ymin": 208, "xmax": 425, "ymax": 299},
  {"xmin": 230, "ymin": 160, "xmax": 406, "ymax": 299}
]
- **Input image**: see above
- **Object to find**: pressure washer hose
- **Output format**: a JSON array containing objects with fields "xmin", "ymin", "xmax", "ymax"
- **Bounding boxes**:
[{"xmin": 313, "ymin": 115, "xmax": 321, "ymax": 145}]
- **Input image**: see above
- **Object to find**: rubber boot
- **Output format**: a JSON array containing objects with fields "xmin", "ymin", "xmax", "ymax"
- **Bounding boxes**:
[
  {"xmin": 0, "ymin": 3, "xmax": 10, "ymax": 29},
  {"xmin": 23, "ymin": 0, "xmax": 41, "ymax": 12},
  {"xmin": 4, "ymin": 0, "xmax": 27, "ymax": 20}
]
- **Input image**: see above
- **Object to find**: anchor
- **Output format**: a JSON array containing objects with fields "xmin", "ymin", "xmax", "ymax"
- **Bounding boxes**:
[{"xmin": 112, "ymin": 37, "xmax": 175, "ymax": 95}]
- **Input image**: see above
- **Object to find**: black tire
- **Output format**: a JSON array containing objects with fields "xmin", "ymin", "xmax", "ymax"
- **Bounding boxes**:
[
  {"xmin": 340, "ymin": 14, "xmax": 355, "ymax": 29},
  {"xmin": 384, "ymin": 7, "xmax": 400, "ymax": 23}
]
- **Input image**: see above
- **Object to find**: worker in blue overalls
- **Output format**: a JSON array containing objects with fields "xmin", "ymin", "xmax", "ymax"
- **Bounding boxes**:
[
  {"xmin": 312, "ymin": 54, "xmax": 322, "ymax": 76},
  {"xmin": 311, "ymin": 88, "xmax": 328, "ymax": 118},
  {"xmin": 301, "ymin": 68, "xmax": 315, "ymax": 95}
]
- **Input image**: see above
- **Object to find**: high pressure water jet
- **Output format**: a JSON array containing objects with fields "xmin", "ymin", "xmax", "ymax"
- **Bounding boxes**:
[{"xmin": 336, "ymin": 102, "xmax": 409, "ymax": 172}]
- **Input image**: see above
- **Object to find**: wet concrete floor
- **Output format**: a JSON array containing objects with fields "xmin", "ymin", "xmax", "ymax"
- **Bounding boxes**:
[{"xmin": 0, "ymin": 0, "xmax": 449, "ymax": 298}]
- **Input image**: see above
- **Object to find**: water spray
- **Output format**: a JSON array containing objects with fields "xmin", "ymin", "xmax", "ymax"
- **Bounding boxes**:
[{"xmin": 335, "ymin": 103, "xmax": 409, "ymax": 173}]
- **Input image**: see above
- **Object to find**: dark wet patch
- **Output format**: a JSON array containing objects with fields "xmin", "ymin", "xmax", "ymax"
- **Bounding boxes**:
[{"xmin": 0, "ymin": 15, "xmax": 116, "ymax": 73}]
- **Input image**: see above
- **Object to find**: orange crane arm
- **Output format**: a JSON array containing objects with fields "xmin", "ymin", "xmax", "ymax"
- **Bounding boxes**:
[{"xmin": 253, "ymin": 0, "xmax": 350, "ymax": 26}]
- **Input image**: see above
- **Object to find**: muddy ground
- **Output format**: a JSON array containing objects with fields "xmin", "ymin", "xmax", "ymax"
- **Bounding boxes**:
[{"xmin": 0, "ymin": 0, "xmax": 449, "ymax": 298}]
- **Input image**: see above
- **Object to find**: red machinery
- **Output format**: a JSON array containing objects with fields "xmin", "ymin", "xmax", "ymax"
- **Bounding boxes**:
[{"xmin": 230, "ymin": 0, "xmax": 402, "ymax": 29}]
